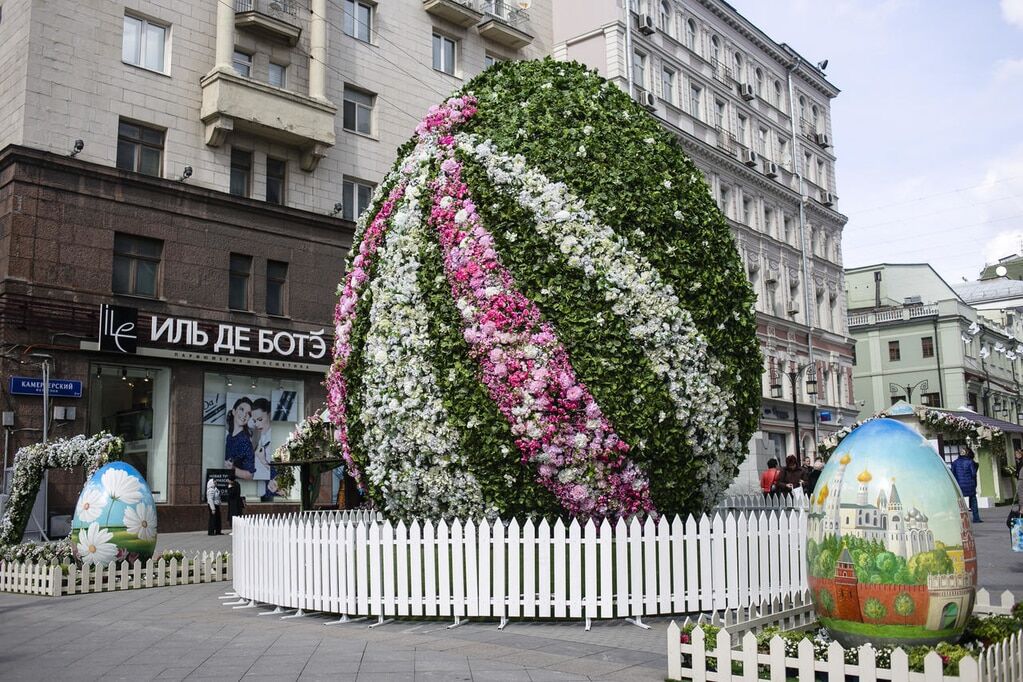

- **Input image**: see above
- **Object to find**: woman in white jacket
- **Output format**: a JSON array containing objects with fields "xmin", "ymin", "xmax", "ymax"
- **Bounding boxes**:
[{"xmin": 207, "ymin": 477, "xmax": 223, "ymax": 536}]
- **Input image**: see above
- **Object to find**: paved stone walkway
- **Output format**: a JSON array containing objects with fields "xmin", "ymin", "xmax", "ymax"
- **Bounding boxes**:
[{"xmin": 0, "ymin": 506, "xmax": 1018, "ymax": 681}]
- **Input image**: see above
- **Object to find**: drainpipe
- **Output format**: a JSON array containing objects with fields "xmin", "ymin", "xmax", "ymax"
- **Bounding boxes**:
[
  {"xmin": 624, "ymin": 0, "xmax": 635, "ymax": 100},
  {"xmin": 786, "ymin": 54, "xmax": 819, "ymax": 451},
  {"xmin": 933, "ymin": 317, "xmax": 945, "ymax": 408}
]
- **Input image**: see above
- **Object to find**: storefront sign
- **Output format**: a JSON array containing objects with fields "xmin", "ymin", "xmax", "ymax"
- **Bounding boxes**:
[
  {"xmin": 9, "ymin": 376, "xmax": 83, "ymax": 398},
  {"xmin": 205, "ymin": 468, "xmax": 233, "ymax": 500},
  {"xmin": 98, "ymin": 304, "xmax": 139, "ymax": 354},
  {"xmin": 96, "ymin": 305, "xmax": 328, "ymax": 362},
  {"xmin": 818, "ymin": 410, "xmax": 832, "ymax": 422}
]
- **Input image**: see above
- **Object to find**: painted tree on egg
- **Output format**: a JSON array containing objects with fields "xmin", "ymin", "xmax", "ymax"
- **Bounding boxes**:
[{"xmin": 326, "ymin": 59, "xmax": 761, "ymax": 521}]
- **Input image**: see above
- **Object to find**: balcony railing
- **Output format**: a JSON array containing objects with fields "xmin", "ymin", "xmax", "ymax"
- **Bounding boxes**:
[
  {"xmin": 477, "ymin": 0, "xmax": 533, "ymax": 48},
  {"xmin": 235, "ymin": 0, "xmax": 302, "ymax": 45},
  {"xmin": 715, "ymin": 127, "xmax": 736, "ymax": 156},
  {"xmin": 480, "ymin": 0, "xmax": 528, "ymax": 26}
]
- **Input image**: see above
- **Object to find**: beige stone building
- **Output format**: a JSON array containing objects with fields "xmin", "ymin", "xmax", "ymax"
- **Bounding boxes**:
[
  {"xmin": 0, "ymin": 0, "xmax": 551, "ymax": 530},
  {"xmin": 552, "ymin": 0, "xmax": 857, "ymax": 492}
]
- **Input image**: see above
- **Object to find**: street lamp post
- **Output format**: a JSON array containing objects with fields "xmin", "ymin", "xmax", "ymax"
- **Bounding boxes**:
[
  {"xmin": 770, "ymin": 362, "xmax": 818, "ymax": 461},
  {"xmin": 889, "ymin": 379, "xmax": 929, "ymax": 405}
]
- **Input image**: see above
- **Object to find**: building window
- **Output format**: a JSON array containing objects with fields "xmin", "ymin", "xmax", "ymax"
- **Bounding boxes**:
[
  {"xmin": 343, "ymin": 87, "xmax": 374, "ymax": 135},
  {"xmin": 632, "ymin": 51, "xmax": 646, "ymax": 89},
  {"xmin": 742, "ymin": 196, "xmax": 753, "ymax": 226},
  {"xmin": 718, "ymin": 185, "xmax": 730, "ymax": 217},
  {"xmin": 755, "ymin": 68, "xmax": 764, "ymax": 97},
  {"xmin": 764, "ymin": 206, "xmax": 775, "ymax": 237},
  {"xmin": 266, "ymin": 260, "xmax": 289, "ymax": 316},
  {"xmin": 113, "ymin": 233, "xmax": 162, "ymax": 298},
  {"xmin": 778, "ymin": 136, "xmax": 790, "ymax": 167},
  {"xmin": 888, "ymin": 340, "xmax": 901, "ymax": 361},
  {"xmin": 343, "ymin": 178, "xmax": 374, "ymax": 222},
  {"xmin": 343, "ymin": 0, "xmax": 372, "ymax": 43},
  {"xmin": 921, "ymin": 336, "xmax": 934, "ymax": 358},
  {"xmin": 266, "ymin": 157, "xmax": 286, "ymax": 206},
  {"xmin": 756, "ymin": 127, "xmax": 768, "ymax": 155},
  {"xmin": 736, "ymin": 113, "xmax": 749, "ymax": 145},
  {"xmin": 484, "ymin": 53, "xmax": 503, "ymax": 69},
  {"xmin": 921, "ymin": 392, "xmax": 941, "ymax": 407},
  {"xmin": 659, "ymin": 0, "xmax": 671, "ymax": 33},
  {"xmin": 714, "ymin": 99, "xmax": 726, "ymax": 129},
  {"xmin": 689, "ymin": 84, "xmax": 702, "ymax": 119},
  {"xmin": 433, "ymin": 33, "xmax": 457, "ymax": 76},
  {"xmin": 660, "ymin": 67, "xmax": 675, "ymax": 105},
  {"xmin": 122, "ymin": 14, "xmax": 167, "ymax": 72},
  {"xmin": 783, "ymin": 215, "xmax": 793, "ymax": 243},
  {"xmin": 116, "ymin": 120, "xmax": 163, "ymax": 177},
  {"xmin": 890, "ymin": 395, "xmax": 905, "ymax": 406},
  {"xmin": 733, "ymin": 51, "xmax": 743, "ymax": 82},
  {"xmin": 233, "ymin": 50, "xmax": 252, "ymax": 78},
  {"xmin": 710, "ymin": 35, "xmax": 720, "ymax": 64},
  {"xmin": 774, "ymin": 80, "xmax": 784, "ymax": 109},
  {"xmin": 230, "ymin": 148, "xmax": 252, "ymax": 197},
  {"xmin": 268, "ymin": 62, "xmax": 286, "ymax": 88},
  {"xmin": 229, "ymin": 253, "xmax": 252, "ymax": 311},
  {"xmin": 686, "ymin": 18, "xmax": 697, "ymax": 49}
]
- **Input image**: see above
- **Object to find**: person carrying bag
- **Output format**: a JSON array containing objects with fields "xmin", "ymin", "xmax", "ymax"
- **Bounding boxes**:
[{"xmin": 1010, "ymin": 450, "xmax": 1023, "ymax": 551}]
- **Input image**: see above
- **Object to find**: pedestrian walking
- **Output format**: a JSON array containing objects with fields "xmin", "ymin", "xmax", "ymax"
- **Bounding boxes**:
[
  {"xmin": 760, "ymin": 458, "xmax": 781, "ymax": 497},
  {"xmin": 1015, "ymin": 449, "xmax": 1023, "ymax": 505},
  {"xmin": 951, "ymin": 447, "xmax": 982, "ymax": 523},
  {"xmin": 776, "ymin": 454, "xmax": 804, "ymax": 497},
  {"xmin": 226, "ymin": 472, "xmax": 243, "ymax": 535},
  {"xmin": 207, "ymin": 476, "xmax": 223, "ymax": 536},
  {"xmin": 804, "ymin": 459, "xmax": 824, "ymax": 495}
]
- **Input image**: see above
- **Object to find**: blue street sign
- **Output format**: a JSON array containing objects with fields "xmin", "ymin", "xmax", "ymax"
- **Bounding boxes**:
[
  {"xmin": 8, "ymin": 376, "xmax": 83, "ymax": 398},
  {"xmin": 818, "ymin": 410, "xmax": 832, "ymax": 422}
]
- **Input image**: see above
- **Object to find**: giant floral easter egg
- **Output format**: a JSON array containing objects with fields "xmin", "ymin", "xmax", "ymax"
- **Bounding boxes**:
[
  {"xmin": 807, "ymin": 419, "xmax": 976, "ymax": 647},
  {"xmin": 71, "ymin": 462, "xmax": 157, "ymax": 564},
  {"xmin": 322, "ymin": 59, "xmax": 761, "ymax": 521}
]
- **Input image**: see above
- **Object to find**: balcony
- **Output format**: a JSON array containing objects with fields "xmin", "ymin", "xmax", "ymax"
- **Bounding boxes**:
[
  {"xmin": 423, "ymin": 0, "xmax": 483, "ymax": 28},
  {"xmin": 235, "ymin": 0, "xmax": 302, "ymax": 46},
  {"xmin": 200, "ymin": 70, "xmax": 336, "ymax": 171},
  {"xmin": 478, "ymin": 0, "xmax": 534, "ymax": 49}
]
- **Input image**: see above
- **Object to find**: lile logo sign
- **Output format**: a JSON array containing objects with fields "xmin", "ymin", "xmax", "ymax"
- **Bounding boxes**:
[{"xmin": 99, "ymin": 304, "xmax": 138, "ymax": 354}]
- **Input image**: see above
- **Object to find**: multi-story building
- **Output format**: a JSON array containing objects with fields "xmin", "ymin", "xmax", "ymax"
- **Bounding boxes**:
[
  {"xmin": 552, "ymin": 0, "xmax": 857, "ymax": 491},
  {"xmin": 0, "ymin": 0, "xmax": 552, "ymax": 531}
]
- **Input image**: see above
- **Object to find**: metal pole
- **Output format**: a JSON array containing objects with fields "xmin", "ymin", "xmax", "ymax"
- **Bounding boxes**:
[
  {"xmin": 624, "ymin": 0, "xmax": 635, "ymax": 100},
  {"xmin": 42, "ymin": 359, "xmax": 50, "ymax": 443},
  {"xmin": 791, "ymin": 369, "xmax": 801, "ymax": 460}
]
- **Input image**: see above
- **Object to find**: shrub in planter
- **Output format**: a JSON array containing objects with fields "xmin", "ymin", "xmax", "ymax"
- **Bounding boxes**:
[{"xmin": 324, "ymin": 59, "xmax": 760, "ymax": 521}]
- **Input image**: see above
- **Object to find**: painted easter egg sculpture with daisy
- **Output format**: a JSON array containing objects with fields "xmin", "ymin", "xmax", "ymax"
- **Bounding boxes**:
[
  {"xmin": 320, "ymin": 59, "xmax": 761, "ymax": 521},
  {"xmin": 72, "ymin": 462, "xmax": 158, "ymax": 564}
]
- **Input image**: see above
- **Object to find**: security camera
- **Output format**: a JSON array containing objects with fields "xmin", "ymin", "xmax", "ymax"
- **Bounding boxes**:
[
  {"xmin": 331, "ymin": 202, "xmax": 344, "ymax": 217},
  {"xmin": 178, "ymin": 166, "xmax": 193, "ymax": 181},
  {"xmin": 69, "ymin": 139, "xmax": 85, "ymax": 157}
]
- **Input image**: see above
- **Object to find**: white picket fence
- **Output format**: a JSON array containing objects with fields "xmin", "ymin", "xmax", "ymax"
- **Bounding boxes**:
[
  {"xmin": 667, "ymin": 589, "xmax": 1023, "ymax": 681},
  {"xmin": 232, "ymin": 510, "xmax": 807, "ymax": 624},
  {"xmin": 0, "ymin": 552, "xmax": 231, "ymax": 597},
  {"xmin": 715, "ymin": 491, "xmax": 809, "ymax": 512}
]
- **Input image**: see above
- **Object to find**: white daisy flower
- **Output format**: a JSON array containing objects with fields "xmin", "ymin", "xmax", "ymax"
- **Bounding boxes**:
[
  {"xmin": 101, "ymin": 468, "xmax": 143, "ymax": 506},
  {"xmin": 76, "ymin": 522, "xmax": 117, "ymax": 565},
  {"xmin": 123, "ymin": 503, "xmax": 157, "ymax": 541},
  {"xmin": 75, "ymin": 486, "xmax": 107, "ymax": 523}
]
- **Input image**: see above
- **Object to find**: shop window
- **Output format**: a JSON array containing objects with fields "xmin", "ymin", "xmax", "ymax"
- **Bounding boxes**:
[
  {"xmin": 112, "ymin": 233, "xmax": 162, "ymax": 297},
  {"xmin": 229, "ymin": 253, "xmax": 252, "ymax": 311},
  {"xmin": 201, "ymin": 374, "xmax": 305, "ymax": 504},
  {"xmin": 266, "ymin": 260, "xmax": 288, "ymax": 316},
  {"xmin": 90, "ymin": 365, "xmax": 170, "ymax": 502}
]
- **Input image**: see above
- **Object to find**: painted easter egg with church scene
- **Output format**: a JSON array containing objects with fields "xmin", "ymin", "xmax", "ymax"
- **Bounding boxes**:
[
  {"xmin": 71, "ymin": 461, "xmax": 158, "ymax": 564},
  {"xmin": 806, "ymin": 418, "xmax": 976, "ymax": 647}
]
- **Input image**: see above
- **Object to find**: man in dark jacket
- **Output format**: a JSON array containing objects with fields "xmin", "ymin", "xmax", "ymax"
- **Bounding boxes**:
[{"xmin": 951, "ymin": 447, "xmax": 982, "ymax": 523}]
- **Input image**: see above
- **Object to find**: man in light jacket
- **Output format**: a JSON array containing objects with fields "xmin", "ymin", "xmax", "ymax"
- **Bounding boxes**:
[{"xmin": 207, "ymin": 477, "xmax": 223, "ymax": 536}]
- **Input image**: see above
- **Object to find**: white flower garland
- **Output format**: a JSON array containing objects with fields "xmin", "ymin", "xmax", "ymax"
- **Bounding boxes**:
[
  {"xmin": 359, "ymin": 152, "xmax": 490, "ymax": 518},
  {"xmin": 456, "ymin": 134, "xmax": 742, "ymax": 500}
]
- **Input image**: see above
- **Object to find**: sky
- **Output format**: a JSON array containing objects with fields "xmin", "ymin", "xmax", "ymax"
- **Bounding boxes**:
[{"xmin": 730, "ymin": 0, "xmax": 1023, "ymax": 286}]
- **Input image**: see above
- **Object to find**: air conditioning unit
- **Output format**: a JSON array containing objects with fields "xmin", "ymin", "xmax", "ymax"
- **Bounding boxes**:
[
  {"xmin": 742, "ymin": 149, "xmax": 758, "ymax": 166},
  {"xmin": 642, "ymin": 90, "xmax": 657, "ymax": 110},
  {"xmin": 821, "ymin": 191, "xmax": 836, "ymax": 207},
  {"xmin": 815, "ymin": 132, "xmax": 831, "ymax": 148},
  {"xmin": 738, "ymin": 83, "xmax": 755, "ymax": 100},
  {"xmin": 763, "ymin": 160, "xmax": 779, "ymax": 178},
  {"xmin": 787, "ymin": 301, "xmax": 800, "ymax": 316},
  {"xmin": 638, "ymin": 14, "xmax": 656, "ymax": 34}
]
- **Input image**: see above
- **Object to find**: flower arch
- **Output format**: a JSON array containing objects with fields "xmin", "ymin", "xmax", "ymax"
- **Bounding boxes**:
[{"xmin": 0, "ymin": 432, "xmax": 123, "ymax": 552}]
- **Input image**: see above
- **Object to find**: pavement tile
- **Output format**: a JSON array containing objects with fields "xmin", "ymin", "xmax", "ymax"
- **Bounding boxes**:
[
  {"xmin": 353, "ymin": 673, "xmax": 415, "ymax": 682},
  {"xmin": 414, "ymin": 671, "xmax": 473, "ymax": 681}
]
